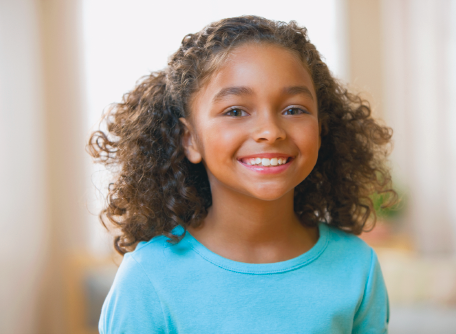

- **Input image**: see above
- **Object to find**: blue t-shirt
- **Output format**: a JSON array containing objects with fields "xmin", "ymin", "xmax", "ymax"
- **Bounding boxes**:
[{"xmin": 100, "ymin": 223, "xmax": 389, "ymax": 333}]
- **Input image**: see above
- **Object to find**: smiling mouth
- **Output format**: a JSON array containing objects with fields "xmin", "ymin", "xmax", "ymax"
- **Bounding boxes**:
[{"xmin": 239, "ymin": 157, "xmax": 292, "ymax": 167}]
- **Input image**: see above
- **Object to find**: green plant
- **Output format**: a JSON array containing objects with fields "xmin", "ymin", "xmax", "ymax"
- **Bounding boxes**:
[{"xmin": 371, "ymin": 190, "xmax": 405, "ymax": 220}]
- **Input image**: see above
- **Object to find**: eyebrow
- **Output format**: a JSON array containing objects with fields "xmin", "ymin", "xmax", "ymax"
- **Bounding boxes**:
[
  {"xmin": 211, "ymin": 85, "xmax": 315, "ymax": 104},
  {"xmin": 283, "ymin": 86, "xmax": 314, "ymax": 100},
  {"xmin": 283, "ymin": 86, "xmax": 314, "ymax": 101},
  {"xmin": 212, "ymin": 86, "xmax": 254, "ymax": 103}
]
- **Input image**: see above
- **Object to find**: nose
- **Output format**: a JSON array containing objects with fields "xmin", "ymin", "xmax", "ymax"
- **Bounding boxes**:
[{"xmin": 252, "ymin": 112, "xmax": 286, "ymax": 143}]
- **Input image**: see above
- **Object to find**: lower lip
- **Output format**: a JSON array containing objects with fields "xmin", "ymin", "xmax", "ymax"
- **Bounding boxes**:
[{"xmin": 238, "ymin": 159, "xmax": 293, "ymax": 174}]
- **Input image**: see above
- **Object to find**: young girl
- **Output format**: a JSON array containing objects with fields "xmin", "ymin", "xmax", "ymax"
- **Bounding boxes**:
[{"xmin": 90, "ymin": 16, "xmax": 395, "ymax": 333}]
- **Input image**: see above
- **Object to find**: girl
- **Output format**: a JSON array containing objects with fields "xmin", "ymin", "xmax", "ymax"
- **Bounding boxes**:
[{"xmin": 90, "ymin": 16, "xmax": 395, "ymax": 333}]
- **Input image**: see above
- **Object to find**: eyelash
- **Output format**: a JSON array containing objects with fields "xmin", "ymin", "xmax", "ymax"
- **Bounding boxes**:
[
  {"xmin": 224, "ymin": 107, "xmax": 249, "ymax": 117},
  {"xmin": 223, "ymin": 106, "xmax": 309, "ymax": 117},
  {"xmin": 282, "ymin": 107, "xmax": 309, "ymax": 115}
]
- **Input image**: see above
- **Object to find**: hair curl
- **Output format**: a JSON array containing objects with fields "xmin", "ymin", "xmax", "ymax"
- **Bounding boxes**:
[{"xmin": 88, "ymin": 16, "xmax": 396, "ymax": 255}]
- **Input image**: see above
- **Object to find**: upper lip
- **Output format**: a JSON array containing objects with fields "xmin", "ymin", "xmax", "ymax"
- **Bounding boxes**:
[{"xmin": 237, "ymin": 153, "xmax": 293, "ymax": 160}]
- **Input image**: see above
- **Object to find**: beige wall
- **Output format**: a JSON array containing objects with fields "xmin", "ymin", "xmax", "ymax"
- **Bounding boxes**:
[
  {"xmin": 1, "ymin": 0, "xmax": 92, "ymax": 333},
  {"xmin": 39, "ymin": 1, "xmax": 92, "ymax": 332},
  {"xmin": 347, "ymin": 0, "xmax": 456, "ymax": 255},
  {"xmin": 0, "ymin": 1, "xmax": 48, "ymax": 332},
  {"xmin": 347, "ymin": 0, "xmax": 384, "ymax": 118},
  {"xmin": 380, "ymin": 0, "xmax": 456, "ymax": 255}
]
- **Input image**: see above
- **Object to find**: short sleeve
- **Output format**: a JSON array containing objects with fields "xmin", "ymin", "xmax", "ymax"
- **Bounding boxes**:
[
  {"xmin": 99, "ymin": 253, "xmax": 166, "ymax": 334},
  {"xmin": 352, "ymin": 249, "xmax": 389, "ymax": 334}
]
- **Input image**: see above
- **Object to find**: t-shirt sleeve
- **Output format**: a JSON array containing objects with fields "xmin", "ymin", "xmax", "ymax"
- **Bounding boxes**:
[
  {"xmin": 99, "ymin": 253, "xmax": 166, "ymax": 334},
  {"xmin": 352, "ymin": 249, "xmax": 389, "ymax": 334}
]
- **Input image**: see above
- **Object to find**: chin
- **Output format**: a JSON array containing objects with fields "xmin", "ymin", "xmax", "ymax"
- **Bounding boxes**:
[{"xmin": 247, "ymin": 187, "xmax": 291, "ymax": 202}]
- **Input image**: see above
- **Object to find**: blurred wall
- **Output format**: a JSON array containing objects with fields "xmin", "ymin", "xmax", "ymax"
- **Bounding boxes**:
[
  {"xmin": 347, "ymin": 0, "xmax": 456, "ymax": 255},
  {"xmin": 0, "ymin": 1, "xmax": 48, "ymax": 333},
  {"xmin": 347, "ymin": 0, "xmax": 384, "ymax": 118},
  {"xmin": 39, "ymin": 0, "xmax": 92, "ymax": 332},
  {"xmin": 1, "ymin": 0, "xmax": 91, "ymax": 333},
  {"xmin": 381, "ymin": 0, "xmax": 456, "ymax": 255}
]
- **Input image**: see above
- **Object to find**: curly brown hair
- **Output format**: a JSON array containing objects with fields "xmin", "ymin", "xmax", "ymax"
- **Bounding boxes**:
[{"xmin": 88, "ymin": 16, "xmax": 396, "ymax": 255}]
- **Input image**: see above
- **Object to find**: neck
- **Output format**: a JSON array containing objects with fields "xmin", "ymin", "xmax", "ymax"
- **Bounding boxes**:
[
  {"xmin": 207, "ymin": 183, "xmax": 299, "ymax": 244},
  {"xmin": 188, "ymin": 177, "xmax": 318, "ymax": 263}
]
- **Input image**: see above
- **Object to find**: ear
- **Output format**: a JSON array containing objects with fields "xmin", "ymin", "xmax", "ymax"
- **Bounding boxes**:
[{"xmin": 179, "ymin": 117, "xmax": 202, "ymax": 164}]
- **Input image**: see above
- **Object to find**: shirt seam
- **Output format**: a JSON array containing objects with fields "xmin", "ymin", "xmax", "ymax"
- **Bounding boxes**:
[
  {"xmin": 188, "ymin": 233, "xmax": 329, "ymax": 275},
  {"xmin": 130, "ymin": 254, "xmax": 168, "ymax": 333}
]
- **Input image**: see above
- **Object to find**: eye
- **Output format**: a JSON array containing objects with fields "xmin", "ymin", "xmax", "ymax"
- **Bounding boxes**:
[
  {"xmin": 283, "ymin": 107, "xmax": 308, "ymax": 115},
  {"xmin": 224, "ymin": 107, "xmax": 249, "ymax": 117}
]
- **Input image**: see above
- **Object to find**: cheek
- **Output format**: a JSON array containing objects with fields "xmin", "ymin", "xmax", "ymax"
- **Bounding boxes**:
[
  {"xmin": 293, "ymin": 121, "xmax": 321, "ymax": 159},
  {"xmin": 198, "ymin": 121, "xmax": 246, "ymax": 165}
]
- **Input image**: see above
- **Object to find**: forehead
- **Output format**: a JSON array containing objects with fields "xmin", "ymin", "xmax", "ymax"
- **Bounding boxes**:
[
  {"xmin": 191, "ymin": 43, "xmax": 316, "ymax": 109},
  {"xmin": 222, "ymin": 43, "xmax": 311, "ymax": 81}
]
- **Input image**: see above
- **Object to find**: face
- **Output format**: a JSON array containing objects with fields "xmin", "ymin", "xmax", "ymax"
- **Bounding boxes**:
[{"xmin": 181, "ymin": 43, "xmax": 320, "ymax": 201}]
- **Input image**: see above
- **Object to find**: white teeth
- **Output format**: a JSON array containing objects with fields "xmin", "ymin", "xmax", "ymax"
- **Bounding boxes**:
[{"xmin": 243, "ymin": 157, "xmax": 289, "ymax": 166}]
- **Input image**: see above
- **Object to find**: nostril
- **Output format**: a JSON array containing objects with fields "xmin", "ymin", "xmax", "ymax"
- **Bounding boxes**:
[{"xmin": 254, "ymin": 126, "xmax": 286, "ymax": 143}]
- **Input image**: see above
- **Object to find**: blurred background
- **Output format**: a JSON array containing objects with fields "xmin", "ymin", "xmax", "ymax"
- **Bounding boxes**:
[{"xmin": 1, "ymin": 0, "xmax": 456, "ymax": 333}]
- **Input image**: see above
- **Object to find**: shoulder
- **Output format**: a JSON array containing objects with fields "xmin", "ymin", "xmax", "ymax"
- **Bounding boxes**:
[
  {"xmin": 99, "ymin": 251, "xmax": 167, "ymax": 333},
  {"xmin": 323, "ymin": 223, "xmax": 373, "ymax": 257},
  {"xmin": 99, "ymin": 232, "xmax": 190, "ymax": 334},
  {"xmin": 103, "ymin": 252, "xmax": 156, "ymax": 306},
  {"xmin": 133, "ymin": 234, "xmax": 171, "ymax": 261},
  {"xmin": 122, "ymin": 229, "xmax": 200, "ymax": 288},
  {"xmin": 319, "ymin": 224, "xmax": 389, "ymax": 332},
  {"xmin": 131, "ymin": 229, "xmax": 193, "ymax": 265},
  {"xmin": 319, "ymin": 223, "xmax": 378, "ymax": 277},
  {"xmin": 324, "ymin": 223, "xmax": 370, "ymax": 247}
]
